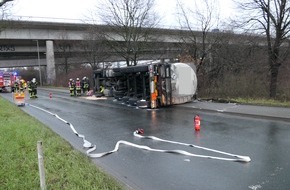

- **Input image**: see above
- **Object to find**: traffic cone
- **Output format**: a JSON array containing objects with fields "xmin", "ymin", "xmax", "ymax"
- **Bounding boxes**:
[{"xmin": 194, "ymin": 115, "xmax": 201, "ymax": 131}]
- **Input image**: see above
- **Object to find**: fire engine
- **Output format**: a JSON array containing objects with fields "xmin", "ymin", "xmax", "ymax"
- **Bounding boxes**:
[
  {"xmin": 93, "ymin": 61, "xmax": 197, "ymax": 109},
  {"xmin": 0, "ymin": 71, "xmax": 17, "ymax": 92}
]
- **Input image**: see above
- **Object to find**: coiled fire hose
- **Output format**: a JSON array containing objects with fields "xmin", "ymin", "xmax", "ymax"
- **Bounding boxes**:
[{"xmin": 28, "ymin": 104, "xmax": 251, "ymax": 163}]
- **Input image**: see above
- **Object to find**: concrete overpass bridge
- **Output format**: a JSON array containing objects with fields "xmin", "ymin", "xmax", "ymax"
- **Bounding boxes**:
[
  {"xmin": 0, "ymin": 20, "xmax": 263, "ymax": 84},
  {"xmin": 0, "ymin": 20, "xmax": 200, "ymax": 84}
]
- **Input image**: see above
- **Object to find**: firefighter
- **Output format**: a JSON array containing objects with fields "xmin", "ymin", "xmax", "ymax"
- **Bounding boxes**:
[
  {"xmin": 68, "ymin": 78, "xmax": 75, "ymax": 96},
  {"xmin": 86, "ymin": 77, "xmax": 90, "ymax": 91},
  {"xmin": 27, "ymin": 80, "xmax": 32, "ymax": 95},
  {"xmin": 100, "ymin": 85, "xmax": 104, "ymax": 94},
  {"xmin": 81, "ymin": 76, "xmax": 90, "ymax": 95},
  {"xmin": 75, "ymin": 78, "xmax": 81, "ymax": 96},
  {"xmin": 20, "ymin": 79, "xmax": 27, "ymax": 89},
  {"xmin": 19, "ymin": 79, "xmax": 25, "ymax": 92},
  {"xmin": 14, "ymin": 79, "xmax": 20, "ymax": 92},
  {"xmin": 28, "ymin": 78, "xmax": 38, "ymax": 98}
]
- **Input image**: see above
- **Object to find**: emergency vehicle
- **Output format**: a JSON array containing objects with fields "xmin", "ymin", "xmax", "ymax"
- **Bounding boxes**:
[
  {"xmin": 93, "ymin": 61, "xmax": 197, "ymax": 109},
  {"xmin": 0, "ymin": 71, "xmax": 16, "ymax": 92}
]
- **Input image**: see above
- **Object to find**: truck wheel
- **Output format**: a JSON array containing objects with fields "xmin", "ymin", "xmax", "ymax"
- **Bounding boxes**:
[
  {"xmin": 137, "ymin": 99, "xmax": 149, "ymax": 109},
  {"xmin": 128, "ymin": 97, "xmax": 138, "ymax": 106}
]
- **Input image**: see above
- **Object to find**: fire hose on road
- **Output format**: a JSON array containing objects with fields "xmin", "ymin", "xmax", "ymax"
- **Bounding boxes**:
[{"xmin": 28, "ymin": 103, "xmax": 251, "ymax": 163}]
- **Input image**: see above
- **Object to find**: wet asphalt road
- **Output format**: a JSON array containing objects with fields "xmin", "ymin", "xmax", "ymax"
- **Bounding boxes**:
[{"xmin": 1, "ymin": 89, "xmax": 290, "ymax": 190}]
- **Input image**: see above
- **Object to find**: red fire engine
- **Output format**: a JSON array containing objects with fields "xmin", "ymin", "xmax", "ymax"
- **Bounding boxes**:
[{"xmin": 0, "ymin": 71, "xmax": 17, "ymax": 92}]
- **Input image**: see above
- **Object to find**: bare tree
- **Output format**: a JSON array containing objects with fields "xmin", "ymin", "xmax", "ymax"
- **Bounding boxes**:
[
  {"xmin": 55, "ymin": 40, "xmax": 73, "ymax": 75},
  {"xmin": 237, "ymin": 0, "xmax": 290, "ymax": 98},
  {"xmin": 97, "ymin": 0, "xmax": 159, "ymax": 66},
  {"xmin": 176, "ymin": 0, "xmax": 221, "ymax": 74},
  {"xmin": 0, "ymin": 0, "xmax": 13, "ymax": 30},
  {"xmin": 81, "ymin": 26, "xmax": 110, "ymax": 70},
  {"xmin": 0, "ymin": 0, "xmax": 13, "ymax": 7},
  {"xmin": 54, "ymin": 29, "xmax": 75, "ymax": 75},
  {"xmin": 203, "ymin": 32, "xmax": 270, "ymax": 98}
]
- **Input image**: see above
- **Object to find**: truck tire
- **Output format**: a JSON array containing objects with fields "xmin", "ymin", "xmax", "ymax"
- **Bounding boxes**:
[{"xmin": 137, "ymin": 99, "xmax": 150, "ymax": 109}]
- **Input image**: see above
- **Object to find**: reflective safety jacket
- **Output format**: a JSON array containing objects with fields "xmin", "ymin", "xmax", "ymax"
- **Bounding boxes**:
[
  {"xmin": 68, "ymin": 81, "xmax": 75, "ymax": 90},
  {"xmin": 76, "ymin": 81, "xmax": 81, "ymax": 90}
]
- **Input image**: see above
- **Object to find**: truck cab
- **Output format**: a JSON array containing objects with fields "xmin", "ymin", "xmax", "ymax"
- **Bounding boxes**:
[{"xmin": 0, "ymin": 71, "xmax": 16, "ymax": 92}]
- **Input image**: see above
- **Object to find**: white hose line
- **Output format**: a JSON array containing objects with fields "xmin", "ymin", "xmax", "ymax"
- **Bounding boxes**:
[
  {"xmin": 27, "ymin": 103, "xmax": 251, "ymax": 163},
  {"xmin": 133, "ymin": 130, "xmax": 251, "ymax": 162},
  {"xmin": 28, "ymin": 103, "xmax": 93, "ymax": 148}
]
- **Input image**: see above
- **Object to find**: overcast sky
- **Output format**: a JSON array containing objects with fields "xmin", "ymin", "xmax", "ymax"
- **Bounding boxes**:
[{"xmin": 9, "ymin": 0, "xmax": 235, "ymax": 28}]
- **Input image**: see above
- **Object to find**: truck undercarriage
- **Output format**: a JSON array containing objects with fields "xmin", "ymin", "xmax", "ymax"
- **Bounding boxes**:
[{"xmin": 93, "ymin": 62, "xmax": 197, "ymax": 109}]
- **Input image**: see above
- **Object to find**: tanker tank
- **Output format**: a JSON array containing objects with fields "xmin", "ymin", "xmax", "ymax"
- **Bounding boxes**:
[{"xmin": 170, "ymin": 63, "xmax": 197, "ymax": 105}]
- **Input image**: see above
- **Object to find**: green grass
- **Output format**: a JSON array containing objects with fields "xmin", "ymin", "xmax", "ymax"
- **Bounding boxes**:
[
  {"xmin": 201, "ymin": 97, "xmax": 290, "ymax": 107},
  {"xmin": 0, "ymin": 97, "xmax": 124, "ymax": 190},
  {"xmin": 229, "ymin": 97, "xmax": 290, "ymax": 107}
]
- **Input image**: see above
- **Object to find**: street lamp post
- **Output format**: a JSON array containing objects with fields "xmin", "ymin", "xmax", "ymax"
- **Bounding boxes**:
[{"xmin": 35, "ymin": 40, "xmax": 42, "ymax": 86}]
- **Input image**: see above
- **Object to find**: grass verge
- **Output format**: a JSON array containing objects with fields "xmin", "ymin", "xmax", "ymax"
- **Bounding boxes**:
[
  {"xmin": 0, "ymin": 96, "xmax": 124, "ymax": 190},
  {"xmin": 201, "ymin": 97, "xmax": 290, "ymax": 107},
  {"xmin": 229, "ymin": 97, "xmax": 290, "ymax": 107}
]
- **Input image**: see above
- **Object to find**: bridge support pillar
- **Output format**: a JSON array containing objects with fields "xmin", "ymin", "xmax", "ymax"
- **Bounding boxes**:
[{"xmin": 46, "ymin": 40, "xmax": 56, "ymax": 85}]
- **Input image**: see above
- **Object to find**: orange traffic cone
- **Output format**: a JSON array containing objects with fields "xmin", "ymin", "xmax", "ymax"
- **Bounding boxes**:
[{"xmin": 194, "ymin": 115, "xmax": 201, "ymax": 131}]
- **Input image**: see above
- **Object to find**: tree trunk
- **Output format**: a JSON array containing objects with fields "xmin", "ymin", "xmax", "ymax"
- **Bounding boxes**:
[
  {"xmin": 65, "ymin": 57, "xmax": 68, "ymax": 74},
  {"xmin": 126, "ymin": 58, "xmax": 130, "ymax": 67},
  {"xmin": 268, "ymin": 43, "xmax": 281, "ymax": 99},
  {"xmin": 269, "ymin": 64, "xmax": 280, "ymax": 98}
]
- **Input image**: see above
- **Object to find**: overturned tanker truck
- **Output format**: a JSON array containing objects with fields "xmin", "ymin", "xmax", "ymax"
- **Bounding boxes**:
[{"xmin": 93, "ymin": 62, "xmax": 197, "ymax": 109}]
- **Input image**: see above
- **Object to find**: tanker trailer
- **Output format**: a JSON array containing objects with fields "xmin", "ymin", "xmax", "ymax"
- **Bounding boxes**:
[{"xmin": 93, "ymin": 62, "xmax": 197, "ymax": 109}]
